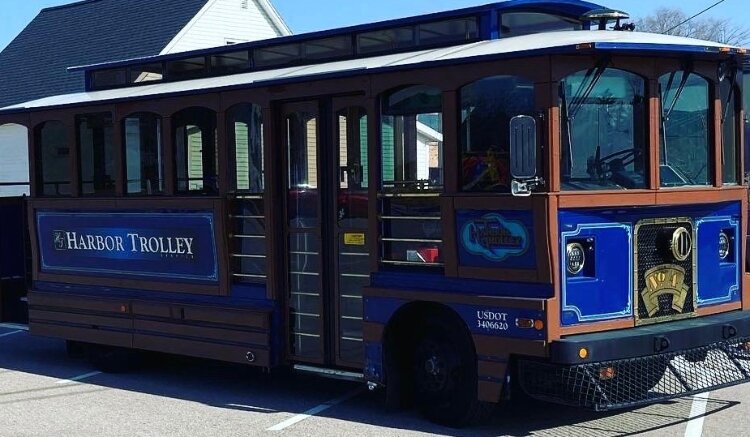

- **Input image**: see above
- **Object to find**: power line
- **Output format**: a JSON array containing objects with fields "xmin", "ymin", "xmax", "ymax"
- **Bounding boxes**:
[{"xmin": 666, "ymin": 0, "xmax": 727, "ymax": 33}]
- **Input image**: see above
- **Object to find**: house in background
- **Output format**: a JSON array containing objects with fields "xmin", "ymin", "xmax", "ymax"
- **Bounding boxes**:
[{"xmin": 0, "ymin": 0, "xmax": 291, "ymax": 196}]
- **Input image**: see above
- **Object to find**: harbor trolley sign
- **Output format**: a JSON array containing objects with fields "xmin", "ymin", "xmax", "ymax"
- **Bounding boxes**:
[{"xmin": 36, "ymin": 210, "xmax": 219, "ymax": 283}]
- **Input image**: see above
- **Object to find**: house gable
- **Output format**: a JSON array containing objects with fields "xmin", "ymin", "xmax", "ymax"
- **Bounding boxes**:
[{"xmin": 161, "ymin": 0, "xmax": 292, "ymax": 54}]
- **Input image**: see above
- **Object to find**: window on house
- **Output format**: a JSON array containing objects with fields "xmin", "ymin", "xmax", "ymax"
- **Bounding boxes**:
[
  {"xmin": 77, "ymin": 113, "xmax": 115, "ymax": 196},
  {"xmin": 174, "ymin": 108, "xmax": 218, "ymax": 194},
  {"xmin": 35, "ymin": 121, "xmax": 70, "ymax": 197},
  {"xmin": 124, "ymin": 113, "xmax": 163, "ymax": 195}
]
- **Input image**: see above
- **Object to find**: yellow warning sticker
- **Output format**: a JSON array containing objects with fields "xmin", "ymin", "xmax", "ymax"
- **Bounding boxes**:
[{"xmin": 344, "ymin": 233, "xmax": 366, "ymax": 246}]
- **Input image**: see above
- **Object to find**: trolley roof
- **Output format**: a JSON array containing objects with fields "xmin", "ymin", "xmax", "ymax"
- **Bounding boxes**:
[{"xmin": 0, "ymin": 30, "xmax": 740, "ymax": 114}]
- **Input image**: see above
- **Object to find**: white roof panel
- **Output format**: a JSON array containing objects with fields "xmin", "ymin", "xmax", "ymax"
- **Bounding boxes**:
[{"xmin": 1, "ymin": 31, "xmax": 735, "ymax": 112}]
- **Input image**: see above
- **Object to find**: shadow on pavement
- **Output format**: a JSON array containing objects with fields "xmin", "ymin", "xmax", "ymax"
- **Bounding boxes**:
[{"xmin": 0, "ymin": 328, "xmax": 742, "ymax": 436}]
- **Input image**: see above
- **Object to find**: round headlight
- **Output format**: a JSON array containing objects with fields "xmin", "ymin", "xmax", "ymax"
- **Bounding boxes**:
[
  {"xmin": 566, "ymin": 242, "xmax": 585, "ymax": 275},
  {"xmin": 719, "ymin": 231, "xmax": 730, "ymax": 260}
]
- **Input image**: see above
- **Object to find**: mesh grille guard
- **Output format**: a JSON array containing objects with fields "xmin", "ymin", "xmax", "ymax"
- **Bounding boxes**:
[{"xmin": 519, "ymin": 337, "xmax": 750, "ymax": 411}]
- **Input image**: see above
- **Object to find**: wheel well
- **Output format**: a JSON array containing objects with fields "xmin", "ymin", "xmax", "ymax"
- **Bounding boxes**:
[{"xmin": 382, "ymin": 301, "xmax": 475, "ymax": 402}]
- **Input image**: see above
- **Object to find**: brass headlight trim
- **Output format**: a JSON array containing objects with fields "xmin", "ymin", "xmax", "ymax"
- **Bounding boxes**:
[{"xmin": 671, "ymin": 227, "xmax": 692, "ymax": 262}]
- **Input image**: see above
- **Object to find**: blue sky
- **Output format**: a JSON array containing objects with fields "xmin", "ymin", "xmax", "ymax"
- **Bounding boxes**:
[{"xmin": 0, "ymin": 0, "xmax": 746, "ymax": 51}]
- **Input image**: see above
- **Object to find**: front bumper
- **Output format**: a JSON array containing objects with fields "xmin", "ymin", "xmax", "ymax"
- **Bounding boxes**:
[{"xmin": 518, "ymin": 311, "xmax": 750, "ymax": 410}]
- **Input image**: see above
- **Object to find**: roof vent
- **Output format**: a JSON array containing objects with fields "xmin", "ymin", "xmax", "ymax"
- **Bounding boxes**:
[{"xmin": 581, "ymin": 8, "xmax": 630, "ymax": 31}]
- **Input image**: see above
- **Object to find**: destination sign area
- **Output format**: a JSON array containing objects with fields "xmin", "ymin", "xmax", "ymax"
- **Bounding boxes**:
[{"xmin": 36, "ymin": 210, "xmax": 218, "ymax": 283}]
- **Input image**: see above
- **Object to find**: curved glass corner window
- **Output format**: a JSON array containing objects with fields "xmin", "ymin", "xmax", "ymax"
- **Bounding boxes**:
[
  {"xmin": 560, "ymin": 68, "xmax": 647, "ymax": 191},
  {"xmin": 659, "ymin": 71, "xmax": 712, "ymax": 187},
  {"xmin": 460, "ymin": 75, "xmax": 535, "ymax": 192},
  {"xmin": 501, "ymin": 12, "xmax": 581, "ymax": 37},
  {"xmin": 227, "ymin": 103, "xmax": 264, "ymax": 193},
  {"xmin": 174, "ymin": 107, "xmax": 218, "ymax": 195},
  {"xmin": 720, "ymin": 75, "xmax": 739, "ymax": 184},
  {"xmin": 35, "ymin": 121, "xmax": 70, "ymax": 197},
  {"xmin": 77, "ymin": 113, "xmax": 115, "ymax": 196},
  {"xmin": 124, "ymin": 113, "xmax": 163, "ymax": 195},
  {"xmin": 381, "ymin": 85, "xmax": 443, "ymax": 192}
]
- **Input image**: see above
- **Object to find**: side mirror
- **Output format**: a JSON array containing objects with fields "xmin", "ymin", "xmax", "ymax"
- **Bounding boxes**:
[
  {"xmin": 509, "ymin": 115, "xmax": 538, "ymax": 179},
  {"xmin": 509, "ymin": 115, "xmax": 543, "ymax": 196}
]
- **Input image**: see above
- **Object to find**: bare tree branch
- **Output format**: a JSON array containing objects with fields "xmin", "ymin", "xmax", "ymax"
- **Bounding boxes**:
[{"xmin": 636, "ymin": 7, "xmax": 750, "ymax": 46}]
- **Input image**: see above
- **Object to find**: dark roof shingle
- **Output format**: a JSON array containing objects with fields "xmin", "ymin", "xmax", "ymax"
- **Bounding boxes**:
[{"xmin": 0, "ymin": 0, "xmax": 208, "ymax": 108}]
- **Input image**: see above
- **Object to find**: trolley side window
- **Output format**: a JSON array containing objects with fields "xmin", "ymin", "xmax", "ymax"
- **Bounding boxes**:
[
  {"xmin": 77, "ymin": 112, "xmax": 115, "ymax": 197},
  {"xmin": 228, "ymin": 103, "xmax": 264, "ymax": 194},
  {"xmin": 35, "ymin": 120, "xmax": 70, "ymax": 197},
  {"xmin": 379, "ymin": 85, "xmax": 444, "ymax": 268},
  {"xmin": 173, "ymin": 107, "xmax": 218, "ymax": 195},
  {"xmin": 124, "ymin": 113, "xmax": 164, "ymax": 195},
  {"xmin": 381, "ymin": 85, "xmax": 443, "ymax": 192},
  {"xmin": 460, "ymin": 75, "xmax": 535, "ymax": 192},
  {"xmin": 659, "ymin": 71, "xmax": 712, "ymax": 187}
]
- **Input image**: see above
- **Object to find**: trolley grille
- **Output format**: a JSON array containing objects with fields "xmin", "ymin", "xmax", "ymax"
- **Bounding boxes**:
[
  {"xmin": 519, "ymin": 338, "xmax": 750, "ymax": 410},
  {"xmin": 635, "ymin": 220, "xmax": 696, "ymax": 324}
]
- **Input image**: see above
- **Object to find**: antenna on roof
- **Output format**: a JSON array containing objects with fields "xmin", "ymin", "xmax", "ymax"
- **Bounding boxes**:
[{"xmin": 580, "ymin": 9, "xmax": 631, "ymax": 31}]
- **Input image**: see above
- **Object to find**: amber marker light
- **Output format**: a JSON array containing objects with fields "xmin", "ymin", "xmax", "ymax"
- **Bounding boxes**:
[
  {"xmin": 515, "ymin": 318, "xmax": 534, "ymax": 329},
  {"xmin": 737, "ymin": 48, "xmax": 748, "ymax": 54},
  {"xmin": 576, "ymin": 43, "xmax": 594, "ymax": 50},
  {"xmin": 534, "ymin": 320, "xmax": 545, "ymax": 331},
  {"xmin": 719, "ymin": 47, "xmax": 731, "ymax": 53},
  {"xmin": 579, "ymin": 348, "xmax": 589, "ymax": 360}
]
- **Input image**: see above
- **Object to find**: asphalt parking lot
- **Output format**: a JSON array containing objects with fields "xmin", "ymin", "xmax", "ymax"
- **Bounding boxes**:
[{"xmin": 0, "ymin": 323, "xmax": 748, "ymax": 437}]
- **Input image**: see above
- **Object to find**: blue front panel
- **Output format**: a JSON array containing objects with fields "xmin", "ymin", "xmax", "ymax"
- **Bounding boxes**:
[
  {"xmin": 560, "ymin": 220, "xmax": 632, "ymax": 325},
  {"xmin": 37, "ymin": 210, "xmax": 218, "ymax": 283},
  {"xmin": 696, "ymin": 215, "xmax": 741, "ymax": 306},
  {"xmin": 559, "ymin": 202, "xmax": 742, "ymax": 327},
  {"xmin": 456, "ymin": 209, "xmax": 536, "ymax": 269}
]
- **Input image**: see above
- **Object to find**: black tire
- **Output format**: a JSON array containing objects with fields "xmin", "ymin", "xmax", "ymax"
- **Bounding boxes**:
[
  {"xmin": 412, "ymin": 319, "xmax": 492, "ymax": 427},
  {"xmin": 86, "ymin": 345, "xmax": 141, "ymax": 373}
]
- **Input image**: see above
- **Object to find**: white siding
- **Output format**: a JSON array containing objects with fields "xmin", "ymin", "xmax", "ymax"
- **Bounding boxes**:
[
  {"xmin": 162, "ymin": 0, "xmax": 291, "ymax": 55},
  {"xmin": 0, "ymin": 124, "xmax": 30, "ymax": 197}
]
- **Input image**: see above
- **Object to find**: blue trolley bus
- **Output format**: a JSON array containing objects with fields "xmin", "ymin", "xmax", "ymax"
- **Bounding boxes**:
[{"xmin": 1, "ymin": 0, "xmax": 749, "ymax": 427}]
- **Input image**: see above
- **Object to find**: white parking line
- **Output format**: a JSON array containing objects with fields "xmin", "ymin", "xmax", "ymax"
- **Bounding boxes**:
[
  {"xmin": 0, "ymin": 330, "xmax": 23, "ymax": 338},
  {"xmin": 685, "ymin": 391, "xmax": 711, "ymax": 437},
  {"xmin": 0, "ymin": 323, "xmax": 28, "ymax": 331},
  {"xmin": 267, "ymin": 388, "xmax": 363, "ymax": 431},
  {"xmin": 56, "ymin": 371, "xmax": 103, "ymax": 385}
]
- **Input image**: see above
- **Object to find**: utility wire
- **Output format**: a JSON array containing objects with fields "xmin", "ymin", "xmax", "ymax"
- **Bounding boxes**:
[{"xmin": 665, "ymin": 0, "xmax": 727, "ymax": 33}]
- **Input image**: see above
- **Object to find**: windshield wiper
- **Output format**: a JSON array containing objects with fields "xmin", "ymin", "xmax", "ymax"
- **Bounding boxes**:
[
  {"xmin": 561, "ymin": 58, "xmax": 610, "ymax": 178},
  {"xmin": 721, "ymin": 66, "xmax": 737, "ymax": 125},
  {"xmin": 662, "ymin": 69, "xmax": 691, "ymax": 122},
  {"xmin": 660, "ymin": 66, "xmax": 693, "ymax": 166},
  {"xmin": 569, "ymin": 59, "xmax": 610, "ymax": 120},
  {"xmin": 560, "ymin": 82, "xmax": 574, "ymax": 177}
]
